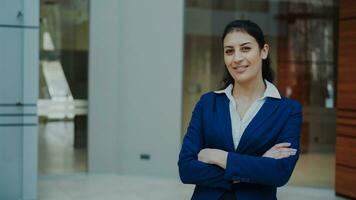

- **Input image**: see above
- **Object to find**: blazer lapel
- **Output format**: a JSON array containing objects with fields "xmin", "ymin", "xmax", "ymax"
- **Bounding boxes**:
[
  {"xmin": 236, "ymin": 97, "xmax": 282, "ymax": 153},
  {"xmin": 216, "ymin": 95, "xmax": 235, "ymax": 151}
]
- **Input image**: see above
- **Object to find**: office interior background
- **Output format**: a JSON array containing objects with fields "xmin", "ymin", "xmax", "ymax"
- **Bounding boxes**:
[{"xmin": 0, "ymin": 0, "xmax": 355, "ymax": 199}]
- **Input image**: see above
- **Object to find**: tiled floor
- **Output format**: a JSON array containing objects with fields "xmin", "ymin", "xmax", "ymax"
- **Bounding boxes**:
[
  {"xmin": 38, "ymin": 121, "xmax": 87, "ymax": 175},
  {"xmin": 290, "ymin": 152, "xmax": 335, "ymax": 188},
  {"xmin": 38, "ymin": 121, "xmax": 336, "ymax": 186},
  {"xmin": 38, "ymin": 174, "xmax": 349, "ymax": 200}
]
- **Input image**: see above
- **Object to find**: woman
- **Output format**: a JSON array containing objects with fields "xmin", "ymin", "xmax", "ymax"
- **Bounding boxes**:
[{"xmin": 178, "ymin": 20, "xmax": 302, "ymax": 200}]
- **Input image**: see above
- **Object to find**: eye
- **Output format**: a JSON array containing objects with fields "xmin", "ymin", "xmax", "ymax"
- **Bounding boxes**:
[
  {"xmin": 225, "ymin": 49, "xmax": 234, "ymax": 55},
  {"xmin": 241, "ymin": 47, "xmax": 251, "ymax": 52}
]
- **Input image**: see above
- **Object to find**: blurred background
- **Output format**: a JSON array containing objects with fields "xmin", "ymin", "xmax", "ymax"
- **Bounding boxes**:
[{"xmin": 0, "ymin": 0, "xmax": 355, "ymax": 199}]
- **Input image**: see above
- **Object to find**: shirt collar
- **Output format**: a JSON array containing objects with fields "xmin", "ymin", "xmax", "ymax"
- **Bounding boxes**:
[{"xmin": 214, "ymin": 80, "xmax": 281, "ymax": 100}]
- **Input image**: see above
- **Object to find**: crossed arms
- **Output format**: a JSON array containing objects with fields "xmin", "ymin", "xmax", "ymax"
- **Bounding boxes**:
[{"xmin": 178, "ymin": 98, "xmax": 302, "ymax": 190}]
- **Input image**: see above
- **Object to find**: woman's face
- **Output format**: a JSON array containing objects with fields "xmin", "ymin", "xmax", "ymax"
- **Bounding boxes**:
[{"xmin": 223, "ymin": 31, "xmax": 269, "ymax": 84}]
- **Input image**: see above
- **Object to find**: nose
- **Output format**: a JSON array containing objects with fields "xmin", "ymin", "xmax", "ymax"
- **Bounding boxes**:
[{"xmin": 233, "ymin": 51, "xmax": 244, "ymax": 62}]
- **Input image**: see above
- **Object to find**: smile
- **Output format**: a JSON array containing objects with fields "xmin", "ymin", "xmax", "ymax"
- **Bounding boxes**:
[{"xmin": 232, "ymin": 65, "xmax": 248, "ymax": 73}]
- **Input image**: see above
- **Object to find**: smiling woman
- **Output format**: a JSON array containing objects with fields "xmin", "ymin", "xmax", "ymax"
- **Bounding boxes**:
[
  {"xmin": 220, "ymin": 20, "xmax": 273, "ymax": 90},
  {"xmin": 178, "ymin": 20, "xmax": 303, "ymax": 200},
  {"xmin": 223, "ymin": 31, "xmax": 268, "ymax": 84}
]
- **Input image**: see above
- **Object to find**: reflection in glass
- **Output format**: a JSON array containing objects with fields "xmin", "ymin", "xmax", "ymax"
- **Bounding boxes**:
[{"xmin": 38, "ymin": 0, "xmax": 89, "ymax": 175}]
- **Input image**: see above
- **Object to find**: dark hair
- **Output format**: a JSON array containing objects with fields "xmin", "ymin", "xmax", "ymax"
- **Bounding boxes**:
[{"xmin": 220, "ymin": 20, "xmax": 274, "ymax": 89}]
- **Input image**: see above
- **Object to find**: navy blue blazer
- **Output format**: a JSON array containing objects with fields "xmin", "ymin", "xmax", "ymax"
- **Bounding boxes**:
[{"xmin": 178, "ymin": 92, "xmax": 302, "ymax": 200}]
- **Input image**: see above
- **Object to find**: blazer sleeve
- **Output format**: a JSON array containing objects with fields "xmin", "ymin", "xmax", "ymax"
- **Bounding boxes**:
[
  {"xmin": 223, "ymin": 101, "xmax": 303, "ymax": 187},
  {"xmin": 178, "ymin": 95, "xmax": 232, "ymax": 190}
]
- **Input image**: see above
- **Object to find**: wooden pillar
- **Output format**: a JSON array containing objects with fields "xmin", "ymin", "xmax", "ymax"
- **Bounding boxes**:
[{"xmin": 335, "ymin": 0, "xmax": 356, "ymax": 198}]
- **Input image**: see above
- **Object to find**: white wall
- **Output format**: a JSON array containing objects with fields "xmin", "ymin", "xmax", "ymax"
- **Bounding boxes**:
[
  {"xmin": 88, "ymin": 0, "xmax": 121, "ymax": 173},
  {"xmin": 89, "ymin": 0, "xmax": 184, "ymax": 177}
]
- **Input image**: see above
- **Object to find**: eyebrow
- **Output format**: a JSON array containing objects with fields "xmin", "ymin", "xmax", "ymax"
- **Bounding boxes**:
[
  {"xmin": 223, "ymin": 42, "xmax": 252, "ymax": 48},
  {"xmin": 240, "ymin": 42, "xmax": 252, "ymax": 46}
]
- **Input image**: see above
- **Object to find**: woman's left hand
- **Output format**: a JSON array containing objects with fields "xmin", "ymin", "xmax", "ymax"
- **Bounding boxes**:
[{"xmin": 198, "ymin": 148, "xmax": 228, "ymax": 169}]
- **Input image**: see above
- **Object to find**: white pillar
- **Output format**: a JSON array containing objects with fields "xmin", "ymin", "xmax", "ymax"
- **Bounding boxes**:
[
  {"xmin": 0, "ymin": 0, "xmax": 39, "ymax": 199},
  {"xmin": 89, "ymin": 0, "xmax": 184, "ymax": 177}
]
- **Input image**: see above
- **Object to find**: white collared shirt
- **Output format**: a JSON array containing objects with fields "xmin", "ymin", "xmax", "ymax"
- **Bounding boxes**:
[{"xmin": 214, "ymin": 80, "xmax": 281, "ymax": 150}]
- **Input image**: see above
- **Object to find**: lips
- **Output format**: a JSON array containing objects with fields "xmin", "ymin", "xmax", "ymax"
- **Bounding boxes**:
[{"xmin": 233, "ymin": 65, "xmax": 248, "ymax": 73}]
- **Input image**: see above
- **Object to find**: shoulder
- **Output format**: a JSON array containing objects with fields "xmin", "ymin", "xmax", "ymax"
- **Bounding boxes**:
[
  {"xmin": 199, "ymin": 91, "xmax": 217, "ymax": 101},
  {"xmin": 279, "ymin": 96, "xmax": 303, "ymax": 114},
  {"xmin": 198, "ymin": 91, "xmax": 225, "ymax": 104},
  {"xmin": 193, "ymin": 91, "xmax": 226, "ymax": 112}
]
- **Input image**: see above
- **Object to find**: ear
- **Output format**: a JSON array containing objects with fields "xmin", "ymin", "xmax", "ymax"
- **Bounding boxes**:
[{"xmin": 261, "ymin": 44, "xmax": 269, "ymax": 59}]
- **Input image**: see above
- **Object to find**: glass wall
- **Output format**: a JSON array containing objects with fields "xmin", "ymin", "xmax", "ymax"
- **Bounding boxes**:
[
  {"xmin": 182, "ymin": 0, "xmax": 338, "ymax": 188},
  {"xmin": 38, "ymin": 0, "xmax": 89, "ymax": 175}
]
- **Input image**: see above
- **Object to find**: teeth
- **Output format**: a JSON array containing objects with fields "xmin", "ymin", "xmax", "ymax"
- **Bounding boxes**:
[
  {"xmin": 234, "ymin": 66, "xmax": 247, "ymax": 69},
  {"xmin": 234, "ymin": 65, "xmax": 248, "ymax": 73},
  {"xmin": 232, "ymin": 65, "xmax": 248, "ymax": 70}
]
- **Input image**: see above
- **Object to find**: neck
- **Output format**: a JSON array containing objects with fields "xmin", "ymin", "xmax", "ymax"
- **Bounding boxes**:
[{"xmin": 232, "ymin": 76, "xmax": 266, "ymax": 101}]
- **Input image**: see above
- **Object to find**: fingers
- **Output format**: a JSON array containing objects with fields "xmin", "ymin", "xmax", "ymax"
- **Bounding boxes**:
[
  {"xmin": 262, "ymin": 142, "xmax": 298, "ymax": 159},
  {"xmin": 276, "ymin": 148, "xmax": 297, "ymax": 154},
  {"xmin": 274, "ymin": 142, "xmax": 291, "ymax": 148},
  {"xmin": 233, "ymin": 180, "xmax": 240, "ymax": 184},
  {"xmin": 263, "ymin": 147, "xmax": 297, "ymax": 159},
  {"xmin": 274, "ymin": 150, "xmax": 297, "ymax": 159}
]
